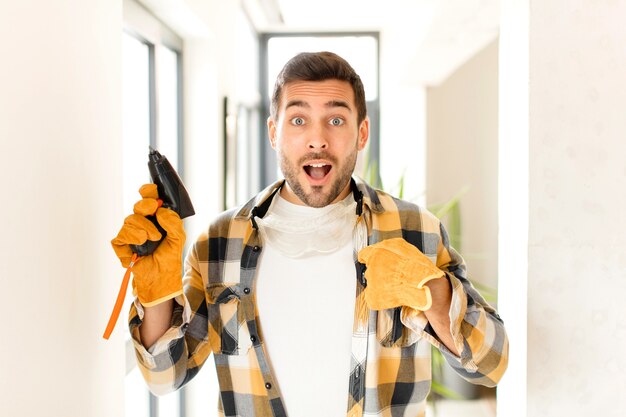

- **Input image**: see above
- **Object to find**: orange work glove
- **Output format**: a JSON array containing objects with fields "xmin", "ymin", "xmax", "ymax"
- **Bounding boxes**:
[
  {"xmin": 111, "ymin": 184, "xmax": 185, "ymax": 307},
  {"xmin": 357, "ymin": 238, "xmax": 445, "ymax": 311}
]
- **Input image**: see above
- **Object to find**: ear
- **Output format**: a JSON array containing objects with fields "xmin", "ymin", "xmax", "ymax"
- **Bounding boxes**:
[
  {"xmin": 357, "ymin": 117, "xmax": 370, "ymax": 151},
  {"xmin": 267, "ymin": 116, "xmax": 277, "ymax": 149}
]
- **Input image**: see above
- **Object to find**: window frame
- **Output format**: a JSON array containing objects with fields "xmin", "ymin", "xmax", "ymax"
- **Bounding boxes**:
[{"xmin": 122, "ymin": 1, "xmax": 186, "ymax": 417}]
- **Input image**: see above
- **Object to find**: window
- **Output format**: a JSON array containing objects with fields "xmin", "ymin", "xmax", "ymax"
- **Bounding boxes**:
[
  {"xmin": 223, "ymin": 7, "xmax": 262, "ymax": 209},
  {"xmin": 122, "ymin": 1, "xmax": 184, "ymax": 416}
]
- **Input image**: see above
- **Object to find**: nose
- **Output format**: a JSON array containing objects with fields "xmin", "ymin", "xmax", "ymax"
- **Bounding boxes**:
[{"xmin": 307, "ymin": 124, "xmax": 328, "ymax": 150}]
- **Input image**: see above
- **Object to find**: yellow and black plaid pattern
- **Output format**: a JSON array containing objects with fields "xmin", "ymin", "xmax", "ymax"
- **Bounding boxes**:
[{"xmin": 129, "ymin": 177, "xmax": 508, "ymax": 417}]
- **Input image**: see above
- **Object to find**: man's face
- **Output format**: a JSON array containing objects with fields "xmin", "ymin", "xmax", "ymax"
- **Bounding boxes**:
[{"xmin": 268, "ymin": 79, "xmax": 369, "ymax": 207}]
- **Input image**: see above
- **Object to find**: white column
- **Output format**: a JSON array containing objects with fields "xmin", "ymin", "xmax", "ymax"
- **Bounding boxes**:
[
  {"xmin": 0, "ymin": 1, "xmax": 125, "ymax": 416},
  {"xmin": 499, "ymin": 1, "xmax": 626, "ymax": 416},
  {"xmin": 497, "ymin": 1, "xmax": 528, "ymax": 416}
]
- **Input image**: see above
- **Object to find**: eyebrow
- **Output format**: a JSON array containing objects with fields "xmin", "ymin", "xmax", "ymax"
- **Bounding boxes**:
[{"xmin": 285, "ymin": 99, "xmax": 352, "ymax": 112}]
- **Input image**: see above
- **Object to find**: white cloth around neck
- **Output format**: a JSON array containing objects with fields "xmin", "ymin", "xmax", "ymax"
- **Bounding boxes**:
[{"xmin": 255, "ymin": 192, "xmax": 358, "ymax": 258}]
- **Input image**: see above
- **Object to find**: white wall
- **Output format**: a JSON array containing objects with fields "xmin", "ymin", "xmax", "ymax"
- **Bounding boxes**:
[
  {"xmin": 527, "ymin": 1, "xmax": 626, "ymax": 414},
  {"xmin": 180, "ymin": 0, "xmax": 259, "ymax": 230},
  {"xmin": 378, "ymin": 36, "xmax": 427, "ymax": 206},
  {"xmin": 426, "ymin": 39, "xmax": 499, "ymax": 291},
  {"xmin": 0, "ymin": 0, "xmax": 251, "ymax": 415},
  {"xmin": 182, "ymin": 37, "xmax": 222, "ymax": 239},
  {"xmin": 0, "ymin": 1, "xmax": 125, "ymax": 416},
  {"xmin": 499, "ymin": 1, "xmax": 626, "ymax": 416},
  {"xmin": 139, "ymin": 0, "xmax": 254, "ymax": 232}
]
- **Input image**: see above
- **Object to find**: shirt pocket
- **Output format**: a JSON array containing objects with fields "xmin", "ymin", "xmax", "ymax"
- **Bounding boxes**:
[
  {"xmin": 376, "ymin": 307, "xmax": 420, "ymax": 348},
  {"xmin": 206, "ymin": 283, "xmax": 253, "ymax": 355}
]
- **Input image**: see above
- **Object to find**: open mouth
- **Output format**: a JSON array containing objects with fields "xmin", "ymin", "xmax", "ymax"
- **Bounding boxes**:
[{"xmin": 303, "ymin": 163, "xmax": 332, "ymax": 180}]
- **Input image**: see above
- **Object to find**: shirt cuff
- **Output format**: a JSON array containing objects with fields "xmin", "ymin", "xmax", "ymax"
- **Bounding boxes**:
[
  {"xmin": 130, "ymin": 294, "xmax": 191, "ymax": 368},
  {"xmin": 446, "ymin": 272, "xmax": 480, "ymax": 371},
  {"xmin": 399, "ymin": 272, "xmax": 468, "ymax": 362}
]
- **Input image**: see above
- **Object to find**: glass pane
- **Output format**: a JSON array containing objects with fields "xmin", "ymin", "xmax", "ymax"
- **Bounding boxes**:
[
  {"xmin": 267, "ymin": 36, "xmax": 378, "ymax": 100},
  {"xmin": 122, "ymin": 32, "xmax": 151, "ymax": 214},
  {"xmin": 125, "ymin": 368, "xmax": 149, "ymax": 417},
  {"xmin": 158, "ymin": 391, "xmax": 180, "ymax": 417},
  {"xmin": 156, "ymin": 46, "xmax": 180, "ymax": 171}
]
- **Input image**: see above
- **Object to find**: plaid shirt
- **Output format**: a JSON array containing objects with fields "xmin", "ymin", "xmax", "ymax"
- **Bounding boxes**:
[{"xmin": 129, "ymin": 177, "xmax": 508, "ymax": 417}]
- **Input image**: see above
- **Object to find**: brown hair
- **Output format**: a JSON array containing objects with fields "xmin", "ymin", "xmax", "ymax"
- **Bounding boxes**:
[{"xmin": 270, "ymin": 51, "xmax": 367, "ymax": 124}]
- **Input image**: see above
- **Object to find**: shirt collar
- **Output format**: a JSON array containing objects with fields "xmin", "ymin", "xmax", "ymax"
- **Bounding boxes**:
[{"xmin": 234, "ymin": 176, "xmax": 385, "ymax": 225}]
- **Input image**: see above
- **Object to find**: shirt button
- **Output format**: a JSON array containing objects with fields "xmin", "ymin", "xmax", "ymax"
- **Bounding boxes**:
[
  {"xmin": 250, "ymin": 335, "xmax": 257, "ymax": 343},
  {"xmin": 265, "ymin": 382, "xmax": 272, "ymax": 389},
  {"xmin": 243, "ymin": 287, "xmax": 251, "ymax": 294},
  {"xmin": 252, "ymin": 245, "xmax": 260, "ymax": 252}
]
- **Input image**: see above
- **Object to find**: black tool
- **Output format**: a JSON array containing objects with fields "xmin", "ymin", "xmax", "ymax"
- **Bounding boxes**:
[{"xmin": 130, "ymin": 147, "xmax": 195, "ymax": 256}]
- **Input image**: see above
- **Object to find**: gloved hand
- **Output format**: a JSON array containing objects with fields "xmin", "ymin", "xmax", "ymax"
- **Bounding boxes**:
[
  {"xmin": 111, "ymin": 184, "xmax": 185, "ymax": 307},
  {"xmin": 357, "ymin": 238, "xmax": 445, "ymax": 311}
]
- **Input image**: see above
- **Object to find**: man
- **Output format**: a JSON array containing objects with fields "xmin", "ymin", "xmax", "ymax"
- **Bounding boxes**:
[{"xmin": 112, "ymin": 51, "xmax": 508, "ymax": 417}]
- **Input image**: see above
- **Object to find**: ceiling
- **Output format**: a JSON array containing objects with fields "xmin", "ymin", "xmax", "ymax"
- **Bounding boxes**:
[{"xmin": 247, "ymin": 0, "xmax": 500, "ymax": 86}]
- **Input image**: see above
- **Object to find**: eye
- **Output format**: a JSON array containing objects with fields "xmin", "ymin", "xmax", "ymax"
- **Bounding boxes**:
[
  {"xmin": 290, "ymin": 117, "xmax": 305, "ymax": 126},
  {"xmin": 329, "ymin": 117, "xmax": 345, "ymax": 126}
]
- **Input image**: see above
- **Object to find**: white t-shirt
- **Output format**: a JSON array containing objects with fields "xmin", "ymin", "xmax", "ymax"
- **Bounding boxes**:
[{"xmin": 255, "ymin": 194, "xmax": 357, "ymax": 417}]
